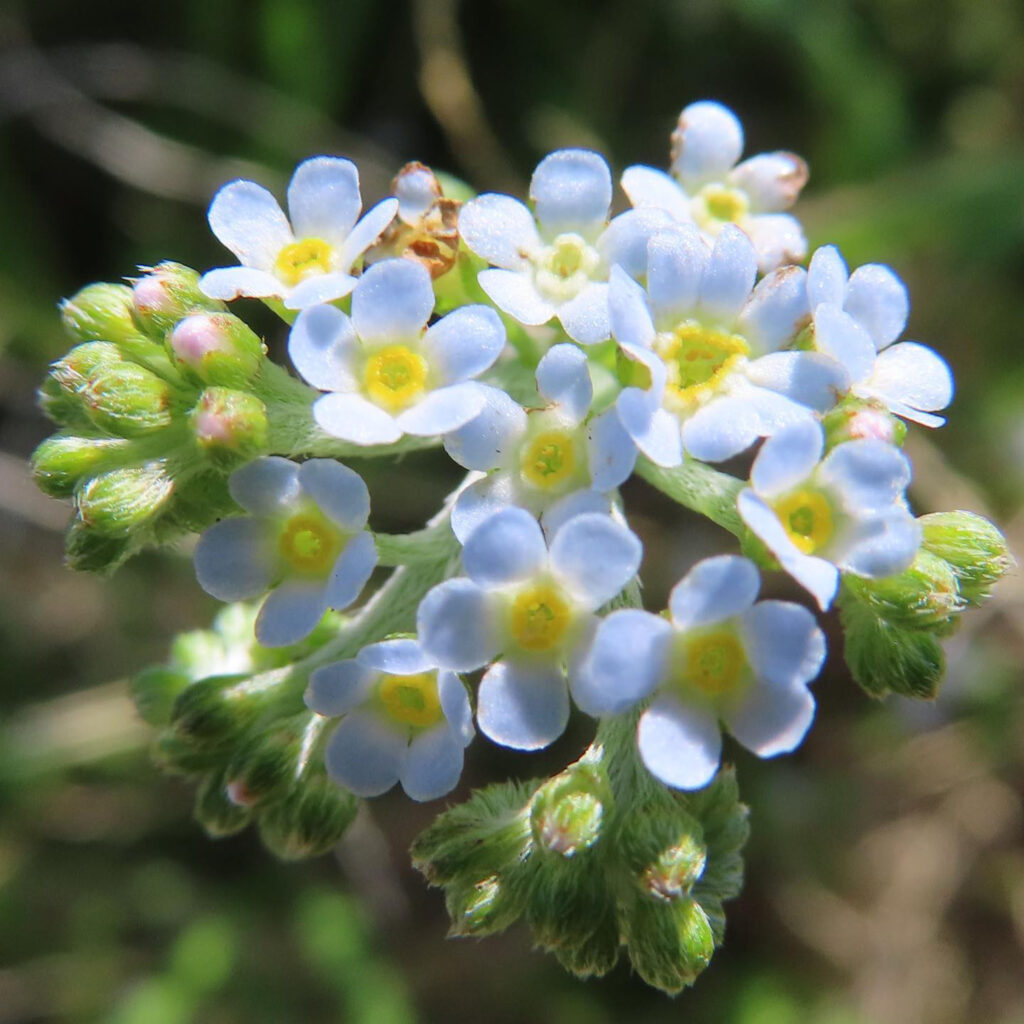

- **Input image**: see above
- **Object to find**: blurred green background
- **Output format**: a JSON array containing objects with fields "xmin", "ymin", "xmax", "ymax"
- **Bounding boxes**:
[{"xmin": 1, "ymin": 0, "xmax": 1023, "ymax": 1020}]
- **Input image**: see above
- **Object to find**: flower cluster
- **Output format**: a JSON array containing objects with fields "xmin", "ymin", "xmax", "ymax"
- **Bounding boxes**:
[{"xmin": 34, "ymin": 101, "xmax": 1010, "ymax": 994}]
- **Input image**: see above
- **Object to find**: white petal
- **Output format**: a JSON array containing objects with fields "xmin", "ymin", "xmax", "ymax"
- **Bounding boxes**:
[
  {"xmin": 288, "ymin": 304, "xmax": 359, "ymax": 392},
  {"xmin": 699, "ymin": 224, "xmax": 757, "ymax": 323},
  {"xmin": 438, "ymin": 671, "xmax": 474, "ymax": 745},
  {"xmin": 637, "ymin": 695, "xmax": 722, "ymax": 790},
  {"xmin": 313, "ymin": 393, "xmax": 402, "ymax": 445},
  {"xmin": 297, "ymin": 459, "xmax": 370, "ymax": 531},
  {"xmin": 199, "ymin": 266, "xmax": 284, "ymax": 301},
  {"xmin": 681, "ymin": 396, "xmax": 762, "ymax": 462},
  {"xmin": 443, "ymin": 388, "xmax": 526, "ymax": 471},
  {"xmin": 588, "ymin": 408, "xmax": 638, "ymax": 490},
  {"xmin": 882, "ymin": 402, "xmax": 946, "ymax": 429},
  {"xmin": 620, "ymin": 164, "xmax": 692, "ymax": 221},
  {"xmin": 617, "ymin": 391, "xmax": 682, "ymax": 467},
  {"xmin": 838, "ymin": 509, "xmax": 921, "ymax": 579},
  {"xmin": 669, "ymin": 554, "xmax": 760, "ymax": 629},
  {"xmin": 541, "ymin": 489, "xmax": 612, "ymax": 539},
  {"xmin": 750, "ymin": 418, "xmax": 824, "ymax": 497},
  {"xmin": 537, "ymin": 343, "xmax": 593, "ymax": 422},
  {"xmin": 417, "ymin": 579, "xmax": 499, "ymax": 671},
  {"xmin": 739, "ymin": 600, "xmax": 825, "ymax": 688},
  {"xmin": 207, "ymin": 179, "xmax": 292, "ymax": 270},
  {"xmin": 358, "ymin": 637, "xmax": 434, "ymax": 674},
  {"xmin": 807, "ymin": 245, "xmax": 848, "ymax": 309},
  {"xmin": 395, "ymin": 164, "xmax": 441, "ymax": 222},
  {"xmin": 255, "ymin": 581, "xmax": 328, "ymax": 647},
  {"xmin": 813, "ymin": 304, "xmax": 876, "ymax": 382},
  {"xmin": 741, "ymin": 387, "xmax": 820, "ymax": 440},
  {"xmin": 549, "ymin": 512, "xmax": 642, "ymax": 608},
  {"xmin": 599, "ymin": 207, "xmax": 680, "ymax": 279},
  {"xmin": 477, "ymin": 660, "xmax": 569, "ymax": 751},
  {"xmin": 737, "ymin": 265, "xmax": 809, "ymax": 353},
  {"xmin": 461, "ymin": 506, "xmax": 547, "ymax": 588},
  {"xmin": 337, "ymin": 198, "xmax": 400, "ymax": 269},
  {"xmin": 737, "ymin": 490, "xmax": 839, "ymax": 610},
  {"xmin": 818, "ymin": 439, "xmax": 912, "ymax": 512},
  {"xmin": 530, "ymin": 149, "xmax": 612, "ymax": 239},
  {"xmin": 423, "ymin": 305, "xmax": 506, "ymax": 385},
  {"xmin": 844, "ymin": 264, "xmax": 908, "ymax": 350},
  {"xmin": 351, "ymin": 259, "xmax": 433, "ymax": 344},
  {"xmin": 647, "ymin": 226, "xmax": 708, "ymax": 328},
  {"xmin": 286, "ymin": 156, "xmax": 361, "ymax": 245},
  {"xmin": 745, "ymin": 351, "xmax": 848, "ymax": 413},
  {"xmin": 478, "ymin": 269, "xmax": 556, "ymax": 326},
  {"xmin": 670, "ymin": 101, "xmax": 744, "ymax": 186},
  {"xmin": 324, "ymin": 531, "xmax": 377, "ymax": 610},
  {"xmin": 397, "ymin": 382, "xmax": 486, "ymax": 436},
  {"xmin": 401, "ymin": 726, "xmax": 465, "ymax": 801},
  {"xmin": 194, "ymin": 518, "xmax": 275, "ymax": 602},
  {"xmin": 744, "ymin": 213, "xmax": 808, "ymax": 273},
  {"xmin": 608, "ymin": 266, "xmax": 655, "ymax": 349},
  {"xmin": 283, "ymin": 272, "xmax": 357, "ymax": 311},
  {"xmin": 728, "ymin": 152, "xmax": 808, "ymax": 212},
  {"xmin": 458, "ymin": 194, "xmax": 541, "ymax": 269},
  {"xmin": 723, "ymin": 681, "xmax": 815, "ymax": 758},
  {"xmin": 556, "ymin": 282, "xmax": 611, "ymax": 345},
  {"xmin": 450, "ymin": 478, "xmax": 510, "ymax": 544},
  {"xmin": 866, "ymin": 342, "xmax": 953, "ymax": 415},
  {"xmin": 306, "ymin": 660, "xmax": 377, "ymax": 716},
  {"xmin": 325, "ymin": 711, "xmax": 405, "ymax": 797},
  {"xmin": 229, "ymin": 456, "xmax": 300, "ymax": 516},
  {"xmin": 572, "ymin": 609, "xmax": 671, "ymax": 715}
]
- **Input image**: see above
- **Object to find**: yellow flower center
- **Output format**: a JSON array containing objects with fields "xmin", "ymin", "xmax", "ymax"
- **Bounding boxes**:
[
  {"xmin": 363, "ymin": 345, "xmax": 429, "ymax": 410},
  {"xmin": 772, "ymin": 488, "xmax": 835, "ymax": 555},
  {"xmin": 534, "ymin": 233, "xmax": 599, "ymax": 302},
  {"xmin": 378, "ymin": 671, "xmax": 443, "ymax": 728},
  {"xmin": 676, "ymin": 627, "xmax": 749, "ymax": 698},
  {"xmin": 654, "ymin": 322, "xmax": 749, "ymax": 409},
  {"xmin": 509, "ymin": 582, "xmax": 572, "ymax": 653},
  {"xmin": 521, "ymin": 429, "xmax": 578, "ymax": 491},
  {"xmin": 278, "ymin": 512, "xmax": 342, "ymax": 574},
  {"xmin": 695, "ymin": 184, "xmax": 750, "ymax": 226},
  {"xmin": 274, "ymin": 237, "xmax": 334, "ymax": 286}
]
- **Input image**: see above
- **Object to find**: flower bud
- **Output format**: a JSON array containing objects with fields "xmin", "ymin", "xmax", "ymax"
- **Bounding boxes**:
[
  {"xmin": 191, "ymin": 388, "xmax": 269, "ymax": 465},
  {"xmin": 526, "ymin": 856, "xmax": 615, "ymax": 960},
  {"xmin": 167, "ymin": 313, "xmax": 264, "ymax": 387},
  {"xmin": 163, "ymin": 471, "xmax": 237, "ymax": 534},
  {"xmin": 42, "ymin": 342, "xmax": 124, "ymax": 425},
  {"xmin": 132, "ymin": 665, "xmax": 191, "ymax": 727},
  {"xmin": 63, "ymin": 521, "xmax": 134, "ymax": 574},
  {"xmin": 132, "ymin": 262, "xmax": 225, "ymax": 337},
  {"xmin": 640, "ymin": 832, "xmax": 707, "ymax": 901},
  {"xmin": 170, "ymin": 673, "xmax": 279, "ymax": 749},
  {"xmin": 447, "ymin": 872, "xmax": 528, "ymax": 937},
  {"xmin": 822, "ymin": 397, "xmax": 906, "ymax": 449},
  {"xmin": 83, "ymin": 363, "xmax": 175, "ymax": 437},
  {"xmin": 257, "ymin": 774, "xmax": 358, "ymax": 860},
  {"xmin": 623, "ymin": 895, "xmax": 714, "ymax": 994},
  {"xmin": 75, "ymin": 461, "xmax": 174, "ymax": 536},
  {"xmin": 530, "ymin": 764, "xmax": 610, "ymax": 857},
  {"xmin": 150, "ymin": 732, "xmax": 224, "ymax": 777},
  {"xmin": 920, "ymin": 511, "xmax": 1014, "ymax": 604},
  {"xmin": 31, "ymin": 435, "xmax": 131, "ymax": 497},
  {"xmin": 194, "ymin": 771, "xmax": 252, "ymax": 838},
  {"xmin": 224, "ymin": 715, "xmax": 307, "ymax": 808},
  {"xmin": 61, "ymin": 283, "xmax": 148, "ymax": 347}
]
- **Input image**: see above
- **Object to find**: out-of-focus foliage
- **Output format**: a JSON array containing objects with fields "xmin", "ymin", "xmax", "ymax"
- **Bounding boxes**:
[{"xmin": 0, "ymin": 0, "xmax": 1021, "ymax": 1020}]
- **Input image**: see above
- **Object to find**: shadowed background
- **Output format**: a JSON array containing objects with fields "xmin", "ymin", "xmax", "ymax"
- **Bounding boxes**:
[{"xmin": 1, "ymin": 0, "xmax": 1023, "ymax": 1021}]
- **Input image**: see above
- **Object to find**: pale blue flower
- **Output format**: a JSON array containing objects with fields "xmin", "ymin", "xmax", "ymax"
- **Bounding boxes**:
[
  {"xmin": 574, "ymin": 555, "xmax": 825, "ymax": 790},
  {"xmin": 194, "ymin": 456, "xmax": 377, "ymax": 647}
]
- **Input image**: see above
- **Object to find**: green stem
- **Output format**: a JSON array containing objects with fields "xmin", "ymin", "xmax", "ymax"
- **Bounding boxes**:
[
  {"xmin": 375, "ymin": 523, "xmax": 459, "ymax": 566},
  {"xmin": 635, "ymin": 456, "xmax": 745, "ymax": 538}
]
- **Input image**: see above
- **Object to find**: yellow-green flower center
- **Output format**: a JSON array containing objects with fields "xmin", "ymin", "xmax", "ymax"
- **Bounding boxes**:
[
  {"xmin": 654, "ymin": 322, "xmax": 749, "ymax": 409},
  {"xmin": 278, "ymin": 511, "xmax": 342, "ymax": 574},
  {"xmin": 363, "ymin": 344, "xmax": 429, "ymax": 410},
  {"xmin": 378, "ymin": 671, "xmax": 443, "ymax": 728},
  {"xmin": 509, "ymin": 582, "xmax": 572, "ymax": 653},
  {"xmin": 521, "ymin": 429, "xmax": 578, "ymax": 490},
  {"xmin": 534, "ymin": 233, "xmax": 599, "ymax": 302},
  {"xmin": 772, "ymin": 488, "xmax": 835, "ymax": 555},
  {"xmin": 694, "ymin": 184, "xmax": 750, "ymax": 226},
  {"xmin": 675, "ymin": 627, "xmax": 749, "ymax": 698},
  {"xmin": 274, "ymin": 237, "xmax": 334, "ymax": 286}
]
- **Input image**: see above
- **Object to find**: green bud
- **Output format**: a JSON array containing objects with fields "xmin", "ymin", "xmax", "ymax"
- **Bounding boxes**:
[
  {"xmin": 61, "ymin": 282, "xmax": 148, "ymax": 347},
  {"xmin": 132, "ymin": 262, "xmax": 225, "ymax": 337},
  {"xmin": 530, "ymin": 763, "xmax": 610, "ymax": 857},
  {"xmin": 821, "ymin": 397, "xmax": 906, "ymax": 449},
  {"xmin": 63, "ymin": 521, "xmax": 134, "ymax": 574},
  {"xmin": 161, "ymin": 471, "xmax": 237, "ymax": 534},
  {"xmin": 640, "ymin": 832, "xmax": 707, "ymax": 902},
  {"xmin": 623, "ymin": 896, "xmax": 715, "ymax": 995},
  {"xmin": 223, "ymin": 714, "xmax": 308, "ymax": 808},
  {"xmin": 844, "ymin": 549, "xmax": 963, "ymax": 629},
  {"xmin": 132, "ymin": 666, "xmax": 191, "ymax": 727},
  {"xmin": 920, "ymin": 511, "xmax": 1014, "ymax": 604},
  {"xmin": 170, "ymin": 673, "xmax": 282, "ymax": 749},
  {"xmin": 446, "ymin": 872, "xmax": 529, "ymax": 937},
  {"xmin": 167, "ymin": 313, "xmax": 264, "ymax": 387},
  {"xmin": 550, "ymin": 906, "xmax": 621, "ymax": 980},
  {"xmin": 257, "ymin": 775, "xmax": 358, "ymax": 860},
  {"xmin": 31, "ymin": 435, "xmax": 131, "ymax": 497},
  {"xmin": 194, "ymin": 772, "xmax": 252, "ymax": 838},
  {"xmin": 82, "ymin": 363, "xmax": 174, "ymax": 437},
  {"xmin": 42, "ymin": 342, "xmax": 124, "ymax": 424},
  {"xmin": 191, "ymin": 387, "xmax": 269, "ymax": 465},
  {"xmin": 526, "ymin": 857, "xmax": 615, "ymax": 959},
  {"xmin": 76, "ymin": 461, "xmax": 174, "ymax": 536},
  {"xmin": 150, "ymin": 731, "xmax": 224, "ymax": 777}
]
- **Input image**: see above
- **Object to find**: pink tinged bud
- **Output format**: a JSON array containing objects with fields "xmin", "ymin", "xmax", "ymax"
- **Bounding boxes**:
[
  {"xmin": 847, "ymin": 407, "xmax": 897, "ymax": 442},
  {"xmin": 168, "ymin": 314, "xmax": 264, "ymax": 387},
  {"xmin": 191, "ymin": 387, "xmax": 268, "ymax": 464},
  {"xmin": 130, "ymin": 262, "xmax": 224, "ymax": 337},
  {"xmin": 171, "ymin": 315, "xmax": 235, "ymax": 366},
  {"xmin": 132, "ymin": 275, "xmax": 178, "ymax": 318}
]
